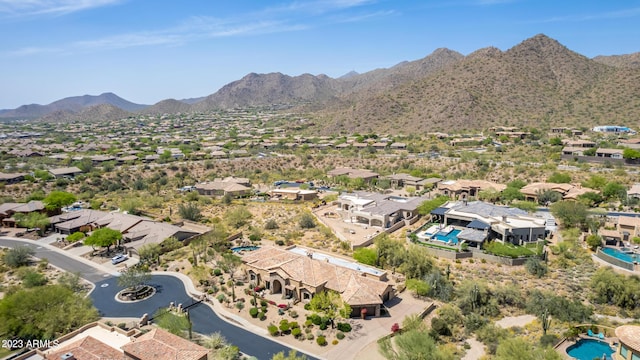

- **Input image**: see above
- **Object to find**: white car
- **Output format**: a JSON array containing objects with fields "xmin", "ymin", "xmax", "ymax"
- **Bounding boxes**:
[{"xmin": 111, "ymin": 254, "xmax": 128, "ymax": 265}]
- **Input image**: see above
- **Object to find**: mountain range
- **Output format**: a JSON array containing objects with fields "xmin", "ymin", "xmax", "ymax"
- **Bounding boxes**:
[{"xmin": 2, "ymin": 34, "xmax": 639, "ymax": 133}]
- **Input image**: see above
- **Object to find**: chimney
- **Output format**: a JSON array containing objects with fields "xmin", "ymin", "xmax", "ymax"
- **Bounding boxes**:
[
  {"xmin": 61, "ymin": 353, "xmax": 76, "ymax": 360},
  {"xmin": 502, "ymin": 215, "xmax": 507, "ymax": 223}
]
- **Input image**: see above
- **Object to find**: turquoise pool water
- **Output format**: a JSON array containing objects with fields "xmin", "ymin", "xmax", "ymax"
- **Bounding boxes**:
[
  {"xmin": 601, "ymin": 247, "xmax": 640, "ymax": 263},
  {"xmin": 231, "ymin": 246, "xmax": 260, "ymax": 253},
  {"xmin": 566, "ymin": 339, "xmax": 613, "ymax": 360},
  {"xmin": 432, "ymin": 229, "xmax": 460, "ymax": 245}
]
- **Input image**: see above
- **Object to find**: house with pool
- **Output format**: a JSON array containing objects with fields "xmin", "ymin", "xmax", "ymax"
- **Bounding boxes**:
[
  {"xmin": 428, "ymin": 201, "xmax": 547, "ymax": 247},
  {"xmin": 241, "ymin": 246, "xmax": 394, "ymax": 317},
  {"xmin": 335, "ymin": 191, "xmax": 427, "ymax": 229}
]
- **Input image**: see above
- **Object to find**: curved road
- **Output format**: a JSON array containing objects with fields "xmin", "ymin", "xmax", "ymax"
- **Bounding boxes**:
[{"xmin": 0, "ymin": 238, "xmax": 318, "ymax": 360}]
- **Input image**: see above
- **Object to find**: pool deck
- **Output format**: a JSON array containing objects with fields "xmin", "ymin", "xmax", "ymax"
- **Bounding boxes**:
[{"xmin": 556, "ymin": 334, "xmax": 618, "ymax": 359}]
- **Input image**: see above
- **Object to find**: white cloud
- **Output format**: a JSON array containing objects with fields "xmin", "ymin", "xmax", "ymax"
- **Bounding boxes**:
[
  {"xmin": 2, "ymin": 0, "xmax": 389, "ymax": 55},
  {"xmin": 0, "ymin": 0, "xmax": 122, "ymax": 17},
  {"xmin": 535, "ymin": 7, "xmax": 640, "ymax": 23}
]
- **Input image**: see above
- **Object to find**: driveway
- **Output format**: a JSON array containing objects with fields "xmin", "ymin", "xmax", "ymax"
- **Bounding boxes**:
[{"xmin": 1, "ymin": 237, "xmax": 317, "ymax": 360}]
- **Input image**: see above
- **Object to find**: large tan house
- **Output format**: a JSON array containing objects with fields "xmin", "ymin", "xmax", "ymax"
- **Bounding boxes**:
[
  {"xmin": 437, "ymin": 180, "xmax": 506, "ymax": 200},
  {"xmin": 242, "ymin": 246, "xmax": 394, "ymax": 317},
  {"xmin": 519, "ymin": 182, "xmax": 597, "ymax": 203}
]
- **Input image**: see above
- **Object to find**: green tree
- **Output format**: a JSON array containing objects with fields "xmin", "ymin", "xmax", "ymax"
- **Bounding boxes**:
[
  {"xmin": 375, "ymin": 235, "xmax": 406, "ymax": 269},
  {"xmin": 225, "ymin": 206, "xmax": 253, "ymax": 229},
  {"xmin": 16, "ymin": 212, "xmax": 50, "ymax": 235},
  {"xmin": 417, "ymin": 196, "xmax": 449, "ymax": 216},
  {"xmin": 581, "ymin": 174, "xmax": 607, "ymax": 190},
  {"xmin": 500, "ymin": 187, "xmax": 524, "ymax": 203},
  {"xmin": 57, "ymin": 272, "xmax": 84, "ymax": 292},
  {"xmin": 43, "ymin": 191, "xmax": 76, "ymax": 212},
  {"xmin": 178, "ymin": 203, "xmax": 202, "ymax": 222},
  {"xmin": 550, "ymin": 201, "xmax": 588, "ymax": 228},
  {"xmin": 299, "ymin": 212, "xmax": 316, "ymax": 229},
  {"xmin": 546, "ymin": 172, "xmax": 571, "ymax": 184},
  {"xmin": 585, "ymin": 234, "xmax": 602, "ymax": 251},
  {"xmin": 623, "ymin": 148, "xmax": 640, "ymax": 160},
  {"xmin": 2, "ymin": 246, "xmax": 35, "ymax": 268},
  {"xmin": 353, "ymin": 247, "xmax": 377, "ymax": 266},
  {"xmin": 117, "ymin": 265, "xmax": 151, "ymax": 290},
  {"xmin": 602, "ymin": 182, "xmax": 627, "ymax": 201},
  {"xmin": 308, "ymin": 290, "xmax": 352, "ymax": 322},
  {"xmin": 400, "ymin": 245, "xmax": 435, "ymax": 279},
  {"xmin": 84, "ymin": 227, "xmax": 122, "ymax": 253},
  {"xmin": 537, "ymin": 190, "xmax": 562, "ymax": 205},
  {"xmin": 0, "ymin": 285, "xmax": 99, "ymax": 341},
  {"xmin": 138, "ymin": 243, "xmax": 162, "ymax": 263}
]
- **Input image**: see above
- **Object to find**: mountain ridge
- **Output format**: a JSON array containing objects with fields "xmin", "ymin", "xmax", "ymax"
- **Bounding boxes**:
[{"xmin": 3, "ymin": 34, "xmax": 639, "ymax": 132}]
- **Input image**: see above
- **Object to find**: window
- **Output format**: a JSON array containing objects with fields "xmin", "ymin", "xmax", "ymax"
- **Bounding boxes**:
[{"xmin": 621, "ymin": 345, "xmax": 628, "ymax": 358}]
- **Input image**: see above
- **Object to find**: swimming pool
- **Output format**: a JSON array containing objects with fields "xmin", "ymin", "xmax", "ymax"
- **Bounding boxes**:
[
  {"xmin": 566, "ymin": 339, "xmax": 614, "ymax": 360},
  {"xmin": 601, "ymin": 247, "xmax": 640, "ymax": 263},
  {"xmin": 231, "ymin": 246, "xmax": 260, "ymax": 253},
  {"xmin": 432, "ymin": 229, "xmax": 461, "ymax": 245}
]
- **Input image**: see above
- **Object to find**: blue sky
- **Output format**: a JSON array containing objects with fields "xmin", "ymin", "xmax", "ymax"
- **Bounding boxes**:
[{"xmin": 1, "ymin": 0, "xmax": 639, "ymax": 109}]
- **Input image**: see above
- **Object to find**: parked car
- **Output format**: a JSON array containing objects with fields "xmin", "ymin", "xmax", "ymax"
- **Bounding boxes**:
[{"xmin": 111, "ymin": 254, "xmax": 128, "ymax": 265}]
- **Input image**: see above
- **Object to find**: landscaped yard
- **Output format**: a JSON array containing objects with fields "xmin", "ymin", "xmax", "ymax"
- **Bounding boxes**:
[{"xmin": 483, "ymin": 241, "xmax": 537, "ymax": 258}]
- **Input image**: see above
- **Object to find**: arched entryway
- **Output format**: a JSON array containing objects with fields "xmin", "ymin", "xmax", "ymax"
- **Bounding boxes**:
[{"xmin": 272, "ymin": 279, "xmax": 283, "ymax": 294}]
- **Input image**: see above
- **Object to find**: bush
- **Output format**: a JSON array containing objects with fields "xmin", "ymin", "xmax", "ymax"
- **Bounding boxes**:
[
  {"xmin": 290, "ymin": 310, "xmax": 298, "ymax": 318},
  {"xmin": 268, "ymin": 324, "xmax": 279, "ymax": 336},
  {"xmin": 525, "ymin": 258, "xmax": 548, "ymax": 278},
  {"xmin": 213, "ymin": 269, "xmax": 222, "ymax": 276},
  {"xmin": 337, "ymin": 322, "xmax": 352, "ymax": 332},
  {"xmin": 332, "ymin": 339, "xmax": 339, "ymax": 345},
  {"xmin": 3, "ymin": 246, "xmax": 35, "ymax": 268},
  {"xmin": 299, "ymin": 213, "xmax": 316, "ymax": 229},
  {"xmin": 279, "ymin": 320, "xmax": 290, "ymax": 334},
  {"xmin": 316, "ymin": 335, "xmax": 327, "ymax": 346},
  {"xmin": 259, "ymin": 312, "xmax": 267, "ymax": 321},
  {"xmin": 260, "ymin": 299, "xmax": 268, "ymax": 307},
  {"xmin": 304, "ymin": 303, "xmax": 311, "ymax": 310},
  {"xmin": 539, "ymin": 334, "xmax": 559, "ymax": 348},
  {"xmin": 292, "ymin": 327, "xmax": 302, "ymax": 338},
  {"xmin": 66, "ymin": 232, "xmax": 85, "ymax": 242},
  {"xmin": 304, "ymin": 319, "xmax": 313, "ymax": 327},
  {"xmin": 310, "ymin": 314, "xmax": 322, "ymax": 325},
  {"xmin": 275, "ymin": 240, "xmax": 285, "ymax": 246},
  {"xmin": 319, "ymin": 323, "xmax": 327, "ymax": 330},
  {"xmin": 265, "ymin": 219, "xmax": 279, "ymax": 230},
  {"xmin": 306, "ymin": 333, "xmax": 314, "ymax": 341},
  {"xmin": 249, "ymin": 307, "xmax": 259, "ymax": 318},
  {"xmin": 336, "ymin": 332, "xmax": 345, "ymax": 340}
]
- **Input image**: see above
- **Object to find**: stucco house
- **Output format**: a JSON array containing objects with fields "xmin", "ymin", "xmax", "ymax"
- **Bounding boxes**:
[
  {"xmin": 437, "ymin": 180, "xmax": 506, "ymax": 200},
  {"xmin": 242, "ymin": 246, "xmax": 394, "ymax": 317},
  {"xmin": 335, "ymin": 191, "xmax": 426, "ymax": 229}
]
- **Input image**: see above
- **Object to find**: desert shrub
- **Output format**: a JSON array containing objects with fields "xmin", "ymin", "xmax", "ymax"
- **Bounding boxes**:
[
  {"xmin": 319, "ymin": 323, "xmax": 327, "ymax": 330},
  {"xmin": 249, "ymin": 308, "xmax": 259, "ymax": 318},
  {"xmin": 309, "ymin": 314, "xmax": 322, "ymax": 325},
  {"xmin": 336, "ymin": 322, "xmax": 352, "ymax": 332},
  {"xmin": 306, "ymin": 333, "xmax": 314, "ymax": 340},
  {"xmin": 279, "ymin": 320, "xmax": 290, "ymax": 334},
  {"xmin": 316, "ymin": 335, "xmax": 327, "ymax": 346},
  {"xmin": 259, "ymin": 312, "xmax": 267, "ymax": 321},
  {"xmin": 268, "ymin": 324, "xmax": 279, "ymax": 336},
  {"xmin": 213, "ymin": 269, "xmax": 222, "ymax": 276},
  {"xmin": 265, "ymin": 219, "xmax": 279, "ymax": 230},
  {"xmin": 539, "ymin": 334, "xmax": 559, "ymax": 348},
  {"xmin": 289, "ymin": 310, "xmax": 298, "ymax": 318},
  {"xmin": 336, "ymin": 332, "xmax": 345, "ymax": 340},
  {"xmin": 332, "ymin": 339, "xmax": 338, "ymax": 345},
  {"xmin": 292, "ymin": 327, "xmax": 302, "ymax": 338},
  {"xmin": 525, "ymin": 258, "xmax": 548, "ymax": 278}
]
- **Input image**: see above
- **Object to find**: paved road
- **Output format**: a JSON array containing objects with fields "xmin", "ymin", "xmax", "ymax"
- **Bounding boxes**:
[
  {"xmin": 91, "ymin": 275, "xmax": 304, "ymax": 360},
  {"xmin": 0, "ymin": 238, "xmax": 112, "ymax": 283},
  {"xmin": 0, "ymin": 237, "xmax": 317, "ymax": 360}
]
